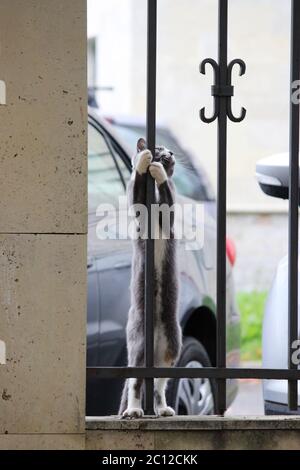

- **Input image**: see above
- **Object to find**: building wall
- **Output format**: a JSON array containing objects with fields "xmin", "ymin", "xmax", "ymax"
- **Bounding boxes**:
[
  {"xmin": 88, "ymin": 0, "xmax": 133, "ymax": 113},
  {"xmin": 0, "ymin": 0, "xmax": 87, "ymax": 449},
  {"xmin": 88, "ymin": 0, "xmax": 291, "ymax": 212}
]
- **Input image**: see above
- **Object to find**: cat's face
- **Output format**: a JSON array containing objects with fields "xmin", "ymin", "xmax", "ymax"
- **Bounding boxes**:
[{"xmin": 136, "ymin": 138, "xmax": 175, "ymax": 177}]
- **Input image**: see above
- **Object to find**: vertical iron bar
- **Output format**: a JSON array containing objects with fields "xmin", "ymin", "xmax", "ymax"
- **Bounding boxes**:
[
  {"xmin": 216, "ymin": 0, "xmax": 228, "ymax": 415},
  {"xmin": 144, "ymin": 0, "xmax": 157, "ymax": 415},
  {"xmin": 288, "ymin": 0, "xmax": 300, "ymax": 412}
]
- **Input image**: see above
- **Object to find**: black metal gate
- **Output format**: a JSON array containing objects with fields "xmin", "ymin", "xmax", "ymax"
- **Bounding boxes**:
[{"xmin": 87, "ymin": 0, "xmax": 300, "ymax": 415}]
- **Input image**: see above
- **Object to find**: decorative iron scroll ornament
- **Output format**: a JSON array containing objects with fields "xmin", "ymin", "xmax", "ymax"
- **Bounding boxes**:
[{"xmin": 199, "ymin": 57, "xmax": 246, "ymax": 123}]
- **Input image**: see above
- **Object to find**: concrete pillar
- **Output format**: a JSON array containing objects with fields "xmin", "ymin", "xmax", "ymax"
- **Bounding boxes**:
[{"xmin": 0, "ymin": 0, "xmax": 87, "ymax": 450}]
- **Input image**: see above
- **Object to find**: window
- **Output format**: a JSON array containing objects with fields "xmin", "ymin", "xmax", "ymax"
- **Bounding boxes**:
[
  {"xmin": 110, "ymin": 123, "xmax": 214, "ymax": 201},
  {"xmin": 111, "ymin": 141, "xmax": 131, "ymax": 188},
  {"xmin": 88, "ymin": 37, "xmax": 97, "ymax": 89},
  {"xmin": 88, "ymin": 124, "xmax": 127, "ymax": 213}
]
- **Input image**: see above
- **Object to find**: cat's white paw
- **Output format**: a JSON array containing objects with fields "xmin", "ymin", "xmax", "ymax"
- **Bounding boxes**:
[
  {"xmin": 122, "ymin": 407, "xmax": 144, "ymax": 419},
  {"xmin": 136, "ymin": 150, "xmax": 152, "ymax": 175},
  {"xmin": 149, "ymin": 162, "xmax": 167, "ymax": 186},
  {"xmin": 156, "ymin": 406, "xmax": 175, "ymax": 417}
]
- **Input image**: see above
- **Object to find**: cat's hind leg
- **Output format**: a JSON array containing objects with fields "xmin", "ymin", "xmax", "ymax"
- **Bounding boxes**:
[
  {"xmin": 154, "ymin": 327, "xmax": 181, "ymax": 417},
  {"xmin": 118, "ymin": 379, "xmax": 128, "ymax": 416},
  {"xmin": 122, "ymin": 377, "xmax": 144, "ymax": 419},
  {"xmin": 154, "ymin": 361, "xmax": 177, "ymax": 417},
  {"xmin": 154, "ymin": 348, "xmax": 177, "ymax": 417},
  {"xmin": 154, "ymin": 376, "xmax": 175, "ymax": 417},
  {"xmin": 119, "ymin": 374, "xmax": 144, "ymax": 419},
  {"xmin": 121, "ymin": 334, "xmax": 144, "ymax": 419}
]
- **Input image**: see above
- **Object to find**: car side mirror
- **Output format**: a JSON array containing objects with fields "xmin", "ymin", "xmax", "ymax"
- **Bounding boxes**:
[{"xmin": 256, "ymin": 152, "xmax": 300, "ymax": 200}]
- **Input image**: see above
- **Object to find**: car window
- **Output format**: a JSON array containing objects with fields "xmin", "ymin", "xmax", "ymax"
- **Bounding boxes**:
[
  {"xmin": 173, "ymin": 160, "xmax": 207, "ymax": 200},
  {"xmin": 111, "ymin": 123, "xmax": 213, "ymax": 201},
  {"xmin": 88, "ymin": 123, "xmax": 126, "ymax": 213},
  {"xmin": 111, "ymin": 142, "xmax": 131, "ymax": 188}
]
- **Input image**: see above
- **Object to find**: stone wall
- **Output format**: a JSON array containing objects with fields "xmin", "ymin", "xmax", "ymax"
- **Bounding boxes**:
[
  {"xmin": 0, "ymin": 0, "xmax": 87, "ymax": 450},
  {"xmin": 86, "ymin": 417, "xmax": 300, "ymax": 451}
]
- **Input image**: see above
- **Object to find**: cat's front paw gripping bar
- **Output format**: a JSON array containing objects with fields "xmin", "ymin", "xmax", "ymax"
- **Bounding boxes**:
[{"xmin": 199, "ymin": 57, "xmax": 246, "ymax": 123}]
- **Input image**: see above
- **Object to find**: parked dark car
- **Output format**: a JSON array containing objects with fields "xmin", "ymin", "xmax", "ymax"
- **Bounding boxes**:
[{"xmin": 86, "ymin": 108, "xmax": 240, "ymax": 416}]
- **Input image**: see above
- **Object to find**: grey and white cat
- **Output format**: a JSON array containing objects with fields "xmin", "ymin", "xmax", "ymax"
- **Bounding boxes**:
[{"xmin": 119, "ymin": 138, "xmax": 182, "ymax": 419}]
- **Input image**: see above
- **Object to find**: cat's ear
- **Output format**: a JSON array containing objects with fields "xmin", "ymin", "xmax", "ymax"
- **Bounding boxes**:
[{"xmin": 137, "ymin": 138, "xmax": 146, "ymax": 153}]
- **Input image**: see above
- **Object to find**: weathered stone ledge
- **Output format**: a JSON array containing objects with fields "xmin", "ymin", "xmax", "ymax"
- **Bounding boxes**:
[{"xmin": 86, "ymin": 415, "xmax": 300, "ymax": 431}]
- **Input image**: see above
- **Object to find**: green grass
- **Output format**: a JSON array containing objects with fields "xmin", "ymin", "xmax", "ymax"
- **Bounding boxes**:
[{"xmin": 237, "ymin": 291, "xmax": 267, "ymax": 362}]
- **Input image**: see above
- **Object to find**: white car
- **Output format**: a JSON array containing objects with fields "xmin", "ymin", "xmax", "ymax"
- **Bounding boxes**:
[{"xmin": 256, "ymin": 153, "xmax": 300, "ymax": 414}]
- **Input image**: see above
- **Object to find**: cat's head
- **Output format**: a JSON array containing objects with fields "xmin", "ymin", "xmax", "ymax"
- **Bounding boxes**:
[{"xmin": 135, "ymin": 137, "xmax": 175, "ymax": 177}]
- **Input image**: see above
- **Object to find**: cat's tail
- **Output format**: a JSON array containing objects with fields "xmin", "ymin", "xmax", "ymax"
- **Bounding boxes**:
[{"xmin": 118, "ymin": 379, "xmax": 128, "ymax": 416}]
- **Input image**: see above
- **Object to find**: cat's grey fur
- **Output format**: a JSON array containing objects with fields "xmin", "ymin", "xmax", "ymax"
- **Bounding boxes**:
[{"xmin": 119, "ymin": 138, "xmax": 182, "ymax": 418}]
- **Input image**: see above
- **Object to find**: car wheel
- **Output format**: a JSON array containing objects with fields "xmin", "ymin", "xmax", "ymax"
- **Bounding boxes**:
[{"xmin": 167, "ymin": 336, "xmax": 216, "ymax": 415}]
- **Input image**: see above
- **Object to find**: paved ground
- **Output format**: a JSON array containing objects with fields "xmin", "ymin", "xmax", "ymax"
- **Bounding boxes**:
[
  {"xmin": 227, "ymin": 213, "xmax": 288, "ymax": 292},
  {"xmin": 226, "ymin": 379, "xmax": 264, "ymax": 416}
]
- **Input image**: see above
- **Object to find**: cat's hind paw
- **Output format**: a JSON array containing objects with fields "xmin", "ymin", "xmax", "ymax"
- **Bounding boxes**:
[
  {"xmin": 156, "ymin": 406, "xmax": 175, "ymax": 417},
  {"xmin": 122, "ymin": 407, "xmax": 144, "ymax": 419}
]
